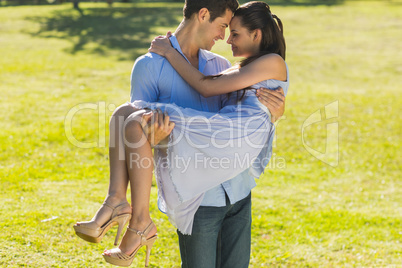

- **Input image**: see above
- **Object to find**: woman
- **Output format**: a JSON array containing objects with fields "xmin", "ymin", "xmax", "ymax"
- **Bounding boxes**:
[{"xmin": 74, "ymin": 2, "xmax": 288, "ymax": 266}]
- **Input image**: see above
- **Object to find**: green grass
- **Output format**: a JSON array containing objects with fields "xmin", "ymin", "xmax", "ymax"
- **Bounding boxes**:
[{"xmin": 0, "ymin": 1, "xmax": 401, "ymax": 267}]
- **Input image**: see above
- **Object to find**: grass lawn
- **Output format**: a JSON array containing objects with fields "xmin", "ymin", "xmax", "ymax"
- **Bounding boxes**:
[{"xmin": 0, "ymin": 1, "xmax": 401, "ymax": 267}]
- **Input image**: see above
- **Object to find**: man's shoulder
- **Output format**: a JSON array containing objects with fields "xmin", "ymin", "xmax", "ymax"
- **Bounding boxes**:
[
  {"xmin": 134, "ymin": 52, "xmax": 166, "ymax": 66},
  {"xmin": 132, "ymin": 52, "xmax": 168, "ymax": 79}
]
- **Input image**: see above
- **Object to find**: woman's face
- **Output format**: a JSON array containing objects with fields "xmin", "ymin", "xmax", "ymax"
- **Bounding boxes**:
[{"xmin": 226, "ymin": 16, "xmax": 260, "ymax": 58}]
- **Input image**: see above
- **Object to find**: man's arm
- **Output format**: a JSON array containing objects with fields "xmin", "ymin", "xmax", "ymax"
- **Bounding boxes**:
[
  {"xmin": 256, "ymin": 87, "xmax": 286, "ymax": 123},
  {"xmin": 141, "ymin": 108, "xmax": 175, "ymax": 147},
  {"xmin": 130, "ymin": 56, "xmax": 159, "ymax": 102},
  {"xmin": 130, "ymin": 56, "xmax": 173, "ymax": 146}
]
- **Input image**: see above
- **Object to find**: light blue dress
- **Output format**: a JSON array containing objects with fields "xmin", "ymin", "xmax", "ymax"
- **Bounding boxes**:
[{"xmin": 131, "ymin": 66, "xmax": 289, "ymax": 234}]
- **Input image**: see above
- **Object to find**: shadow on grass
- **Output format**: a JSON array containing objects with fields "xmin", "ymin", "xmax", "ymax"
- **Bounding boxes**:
[
  {"xmin": 240, "ymin": 0, "xmax": 345, "ymax": 6},
  {"xmin": 25, "ymin": 0, "xmax": 346, "ymax": 60},
  {"xmin": 26, "ymin": 5, "xmax": 183, "ymax": 60}
]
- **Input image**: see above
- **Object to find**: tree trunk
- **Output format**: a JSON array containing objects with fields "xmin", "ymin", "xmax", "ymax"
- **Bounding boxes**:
[{"xmin": 73, "ymin": 0, "xmax": 79, "ymax": 9}]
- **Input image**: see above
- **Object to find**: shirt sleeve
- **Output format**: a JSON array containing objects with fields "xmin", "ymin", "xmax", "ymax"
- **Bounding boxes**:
[{"xmin": 130, "ymin": 54, "xmax": 159, "ymax": 103}]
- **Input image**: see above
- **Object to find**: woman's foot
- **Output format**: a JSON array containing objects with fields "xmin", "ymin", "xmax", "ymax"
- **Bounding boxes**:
[
  {"xmin": 102, "ymin": 221, "xmax": 158, "ymax": 267},
  {"xmin": 75, "ymin": 196, "xmax": 131, "ymax": 229},
  {"xmin": 103, "ymin": 218, "xmax": 157, "ymax": 256},
  {"xmin": 74, "ymin": 196, "xmax": 132, "ymax": 245}
]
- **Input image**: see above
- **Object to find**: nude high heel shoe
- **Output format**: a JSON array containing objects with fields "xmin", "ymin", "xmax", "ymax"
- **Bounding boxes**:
[
  {"xmin": 102, "ymin": 221, "xmax": 158, "ymax": 267},
  {"xmin": 73, "ymin": 201, "xmax": 131, "ymax": 245}
]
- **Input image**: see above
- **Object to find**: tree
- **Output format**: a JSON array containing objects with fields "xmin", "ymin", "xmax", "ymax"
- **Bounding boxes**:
[{"xmin": 73, "ymin": 0, "xmax": 79, "ymax": 9}]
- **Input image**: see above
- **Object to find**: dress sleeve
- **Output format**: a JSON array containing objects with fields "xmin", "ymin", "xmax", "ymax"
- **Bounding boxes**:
[{"xmin": 130, "ymin": 54, "xmax": 159, "ymax": 103}]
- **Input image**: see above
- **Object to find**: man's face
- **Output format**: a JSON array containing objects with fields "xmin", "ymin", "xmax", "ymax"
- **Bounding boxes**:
[{"xmin": 198, "ymin": 9, "xmax": 233, "ymax": 51}]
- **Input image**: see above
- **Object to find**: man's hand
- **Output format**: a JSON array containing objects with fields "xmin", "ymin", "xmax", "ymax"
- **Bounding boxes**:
[
  {"xmin": 256, "ymin": 87, "xmax": 286, "ymax": 123},
  {"xmin": 141, "ymin": 109, "xmax": 175, "ymax": 147}
]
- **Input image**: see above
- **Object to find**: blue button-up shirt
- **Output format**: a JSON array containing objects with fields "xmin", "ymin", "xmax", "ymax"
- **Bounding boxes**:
[{"xmin": 130, "ymin": 36, "xmax": 256, "ymax": 207}]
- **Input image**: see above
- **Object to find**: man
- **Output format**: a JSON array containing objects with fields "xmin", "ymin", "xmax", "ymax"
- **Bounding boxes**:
[{"xmin": 130, "ymin": 1, "xmax": 286, "ymax": 267}]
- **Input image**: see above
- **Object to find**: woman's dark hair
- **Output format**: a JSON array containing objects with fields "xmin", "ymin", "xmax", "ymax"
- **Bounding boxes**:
[
  {"xmin": 183, "ymin": 0, "xmax": 239, "ymax": 22},
  {"xmin": 235, "ymin": 1, "xmax": 286, "ymax": 66},
  {"xmin": 232, "ymin": 1, "xmax": 286, "ymax": 100}
]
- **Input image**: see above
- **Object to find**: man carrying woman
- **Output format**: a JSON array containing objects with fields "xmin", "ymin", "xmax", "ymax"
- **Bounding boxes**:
[{"xmin": 74, "ymin": 1, "xmax": 288, "ymax": 267}]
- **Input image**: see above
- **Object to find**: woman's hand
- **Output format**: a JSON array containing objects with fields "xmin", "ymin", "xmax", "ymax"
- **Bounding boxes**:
[{"xmin": 148, "ymin": 31, "xmax": 173, "ymax": 57}]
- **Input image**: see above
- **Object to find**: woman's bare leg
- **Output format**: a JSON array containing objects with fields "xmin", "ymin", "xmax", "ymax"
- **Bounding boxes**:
[
  {"xmin": 103, "ymin": 109, "xmax": 157, "ymax": 255},
  {"xmin": 105, "ymin": 104, "xmax": 134, "ymax": 203},
  {"xmin": 76, "ymin": 104, "xmax": 139, "ymax": 227}
]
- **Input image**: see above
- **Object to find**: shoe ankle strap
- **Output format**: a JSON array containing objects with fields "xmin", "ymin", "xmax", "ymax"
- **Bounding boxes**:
[
  {"xmin": 103, "ymin": 202, "xmax": 115, "ymax": 210},
  {"xmin": 103, "ymin": 201, "xmax": 130, "ymax": 218},
  {"xmin": 127, "ymin": 222, "xmax": 154, "ymax": 243}
]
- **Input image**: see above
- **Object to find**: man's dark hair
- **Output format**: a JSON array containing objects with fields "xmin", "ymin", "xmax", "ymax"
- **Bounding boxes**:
[{"xmin": 183, "ymin": 0, "xmax": 239, "ymax": 22}]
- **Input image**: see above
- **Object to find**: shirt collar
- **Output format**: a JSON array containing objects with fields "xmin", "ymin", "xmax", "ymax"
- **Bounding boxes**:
[
  {"xmin": 199, "ymin": 49, "xmax": 216, "ymax": 61},
  {"xmin": 169, "ymin": 35, "xmax": 216, "ymax": 65}
]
